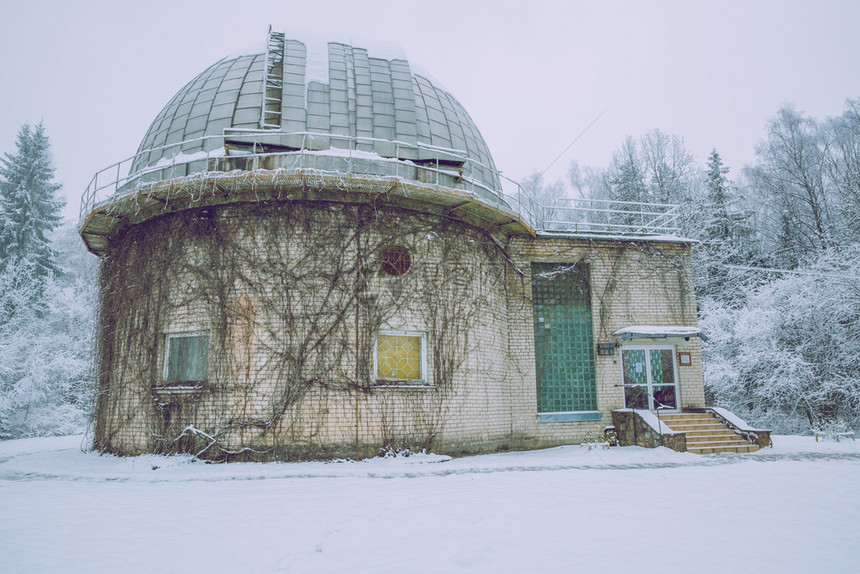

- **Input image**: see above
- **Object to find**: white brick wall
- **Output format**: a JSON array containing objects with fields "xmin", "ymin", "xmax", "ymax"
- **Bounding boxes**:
[{"xmin": 95, "ymin": 204, "xmax": 704, "ymax": 457}]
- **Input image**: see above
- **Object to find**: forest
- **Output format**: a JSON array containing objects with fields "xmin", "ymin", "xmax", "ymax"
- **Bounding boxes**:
[{"xmin": 1, "ymin": 100, "xmax": 859, "ymax": 439}]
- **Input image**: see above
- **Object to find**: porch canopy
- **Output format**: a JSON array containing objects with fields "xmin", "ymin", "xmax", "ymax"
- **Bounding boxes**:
[{"xmin": 613, "ymin": 325, "xmax": 706, "ymax": 341}]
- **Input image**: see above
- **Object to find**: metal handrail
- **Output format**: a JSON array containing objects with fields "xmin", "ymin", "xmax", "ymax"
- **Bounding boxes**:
[
  {"xmin": 79, "ymin": 131, "xmax": 683, "ymax": 238},
  {"xmin": 621, "ymin": 383, "xmax": 678, "ymax": 447},
  {"xmin": 79, "ymin": 131, "xmax": 505, "ymax": 214}
]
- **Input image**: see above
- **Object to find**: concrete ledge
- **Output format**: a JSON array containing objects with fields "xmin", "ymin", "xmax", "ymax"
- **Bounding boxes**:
[
  {"xmin": 538, "ymin": 411, "xmax": 602, "ymax": 423},
  {"xmin": 79, "ymin": 168, "xmax": 535, "ymax": 256}
]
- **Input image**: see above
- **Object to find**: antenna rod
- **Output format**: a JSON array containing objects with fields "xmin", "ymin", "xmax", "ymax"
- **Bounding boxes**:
[{"xmin": 539, "ymin": 107, "xmax": 610, "ymax": 176}]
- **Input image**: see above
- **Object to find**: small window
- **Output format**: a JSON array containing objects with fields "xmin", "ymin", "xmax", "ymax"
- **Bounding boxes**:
[
  {"xmin": 381, "ymin": 246, "xmax": 411, "ymax": 276},
  {"xmin": 376, "ymin": 332, "xmax": 425, "ymax": 383},
  {"xmin": 164, "ymin": 333, "xmax": 210, "ymax": 384}
]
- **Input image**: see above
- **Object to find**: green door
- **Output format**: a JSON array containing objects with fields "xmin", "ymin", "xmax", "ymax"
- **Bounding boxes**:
[{"xmin": 532, "ymin": 263, "xmax": 597, "ymax": 413}]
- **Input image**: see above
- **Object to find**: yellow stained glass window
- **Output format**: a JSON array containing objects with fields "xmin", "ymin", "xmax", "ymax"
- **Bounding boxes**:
[{"xmin": 377, "ymin": 334, "xmax": 422, "ymax": 380}]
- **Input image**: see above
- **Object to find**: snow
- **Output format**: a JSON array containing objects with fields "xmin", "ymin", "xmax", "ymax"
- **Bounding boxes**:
[
  {"xmin": 2, "ymin": 435, "xmax": 859, "ymax": 573},
  {"xmin": 145, "ymin": 147, "xmax": 226, "ymax": 170},
  {"xmin": 536, "ymin": 231, "xmax": 694, "ymax": 243},
  {"xmin": 613, "ymin": 325, "xmax": 702, "ymax": 338},
  {"xmin": 613, "ymin": 408, "xmax": 683, "ymax": 434},
  {"xmin": 710, "ymin": 406, "xmax": 768, "ymax": 432}
]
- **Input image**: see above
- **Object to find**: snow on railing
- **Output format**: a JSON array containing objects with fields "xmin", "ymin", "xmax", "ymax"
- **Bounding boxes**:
[
  {"xmin": 539, "ymin": 197, "xmax": 681, "ymax": 236},
  {"xmin": 79, "ymin": 131, "xmax": 681, "ymax": 238}
]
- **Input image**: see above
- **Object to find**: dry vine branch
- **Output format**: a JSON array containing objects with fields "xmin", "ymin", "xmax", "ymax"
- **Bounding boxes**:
[{"xmin": 94, "ymin": 200, "xmax": 508, "ymax": 460}]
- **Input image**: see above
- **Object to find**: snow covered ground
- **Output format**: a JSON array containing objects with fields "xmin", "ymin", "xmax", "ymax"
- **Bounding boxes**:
[{"xmin": 2, "ymin": 436, "xmax": 858, "ymax": 573}]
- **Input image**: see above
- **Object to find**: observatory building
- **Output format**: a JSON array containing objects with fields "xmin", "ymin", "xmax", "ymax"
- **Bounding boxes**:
[{"xmin": 80, "ymin": 29, "xmax": 765, "ymax": 459}]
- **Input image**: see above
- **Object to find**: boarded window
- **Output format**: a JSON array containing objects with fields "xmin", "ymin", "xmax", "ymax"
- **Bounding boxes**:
[
  {"xmin": 376, "ymin": 333, "xmax": 423, "ymax": 381},
  {"xmin": 165, "ymin": 334, "xmax": 210, "ymax": 384}
]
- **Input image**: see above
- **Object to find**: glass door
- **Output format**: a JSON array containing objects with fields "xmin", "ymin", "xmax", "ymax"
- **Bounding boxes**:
[{"xmin": 621, "ymin": 346, "xmax": 678, "ymax": 411}]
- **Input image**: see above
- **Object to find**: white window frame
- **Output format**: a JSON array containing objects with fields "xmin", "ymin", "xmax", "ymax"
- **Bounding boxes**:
[
  {"xmin": 620, "ymin": 344, "xmax": 680, "ymax": 412},
  {"xmin": 163, "ymin": 331, "xmax": 210, "ymax": 385},
  {"xmin": 374, "ymin": 330, "xmax": 428, "ymax": 386}
]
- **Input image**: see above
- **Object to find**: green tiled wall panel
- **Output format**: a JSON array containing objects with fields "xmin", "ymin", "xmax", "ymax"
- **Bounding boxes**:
[{"xmin": 531, "ymin": 263, "xmax": 597, "ymax": 413}]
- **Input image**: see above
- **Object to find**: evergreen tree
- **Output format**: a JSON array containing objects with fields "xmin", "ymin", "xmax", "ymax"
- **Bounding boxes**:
[
  {"xmin": 0, "ymin": 123, "xmax": 64, "ymax": 282},
  {"xmin": 704, "ymin": 149, "xmax": 731, "ymax": 242},
  {"xmin": 607, "ymin": 136, "xmax": 648, "ymax": 204},
  {"xmin": 606, "ymin": 137, "xmax": 649, "ymax": 227},
  {"xmin": 694, "ymin": 150, "xmax": 762, "ymax": 303}
]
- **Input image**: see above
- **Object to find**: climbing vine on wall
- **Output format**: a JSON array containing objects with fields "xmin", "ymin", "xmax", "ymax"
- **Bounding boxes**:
[
  {"xmin": 91, "ymin": 182, "xmax": 696, "ymax": 461},
  {"xmin": 93, "ymin": 200, "xmax": 508, "ymax": 460}
]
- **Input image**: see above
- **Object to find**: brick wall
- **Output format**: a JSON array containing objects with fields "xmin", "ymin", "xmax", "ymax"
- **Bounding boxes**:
[
  {"xmin": 502, "ymin": 235, "xmax": 704, "ymax": 448},
  {"xmin": 94, "ymin": 202, "xmax": 704, "ymax": 459}
]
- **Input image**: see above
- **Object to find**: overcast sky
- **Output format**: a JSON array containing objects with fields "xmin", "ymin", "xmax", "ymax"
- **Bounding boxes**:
[{"xmin": 2, "ymin": 0, "xmax": 860, "ymax": 221}]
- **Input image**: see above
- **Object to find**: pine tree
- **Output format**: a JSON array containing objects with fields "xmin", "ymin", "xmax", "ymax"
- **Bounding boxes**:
[
  {"xmin": 0, "ymin": 123, "xmax": 64, "ymax": 282},
  {"xmin": 608, "ymin": 137, "xmax": 648, "ymax": 204},
  {"xmin": 704, "ymin": 149, "xmax": 731, "ymax": 242},
  {"xmin": 695, "ymin": 150, "xmax": 763, "ymax": 303}
]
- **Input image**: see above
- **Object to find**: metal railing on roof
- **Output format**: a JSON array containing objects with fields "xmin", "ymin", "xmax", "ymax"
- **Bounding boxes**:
[
  {"xmin": 79, "ymin": 130, "xmax": 681, "ymax": 238},
  {"xmin": 538, "ymin": 197, "xmax": 681, "ymax": 237}
]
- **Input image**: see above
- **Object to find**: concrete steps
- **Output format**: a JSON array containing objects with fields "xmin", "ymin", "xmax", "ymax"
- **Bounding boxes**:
[{"xmin": 658, "ymin": 412, "xmax": 760, "ymax": 454}]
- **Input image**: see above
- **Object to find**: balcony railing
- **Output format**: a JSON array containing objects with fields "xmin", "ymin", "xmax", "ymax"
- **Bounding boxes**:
[{"xmin": 79, "ymin": 130, "xmax": 681, "ymax": 238}]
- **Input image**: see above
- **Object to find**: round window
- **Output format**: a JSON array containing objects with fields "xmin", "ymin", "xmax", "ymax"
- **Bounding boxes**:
[{"xmin": 381, "ymin": 246, "xmax": 411, "ymax": 276}]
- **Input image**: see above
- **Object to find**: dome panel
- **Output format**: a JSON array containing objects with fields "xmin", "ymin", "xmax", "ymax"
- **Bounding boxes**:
[{"xmin": 130, "ymin": 30, "xmax": 500, "ymax": 195}]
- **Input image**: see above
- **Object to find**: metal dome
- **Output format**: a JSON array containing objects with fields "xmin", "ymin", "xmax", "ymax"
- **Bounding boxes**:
[
  {"xmin": 79, "ymin": 29, "xmax": 684, "ymax": 257},
  {"xmin": 130, "ymin": 29, "xmax": 501, "ymax": 193}
]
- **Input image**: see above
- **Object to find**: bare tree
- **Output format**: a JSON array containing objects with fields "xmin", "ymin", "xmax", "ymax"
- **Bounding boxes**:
[
  {"xmin": 745, "ymin": 106, "xmax": 834, "ymax": 264},
  {"xmin": 824, "ymin": 98, "xmax": 860, "ymax": 241},
  {"xmin": 521, "ymin": 172, "xmax": 568, "ymax": 226},
  {"xmin": 641, "ymin": 129, "xmax": 696, "ymax": 205}
]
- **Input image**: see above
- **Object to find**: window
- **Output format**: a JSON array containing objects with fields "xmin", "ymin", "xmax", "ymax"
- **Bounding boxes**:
[
  {"xmin": 164, "ymin": 333, "xmax": 210, "ymax": 385},
  {"xmin": 531, "ymin": 262, "xmax": 598, "ymax": 419},
  {"xmin": 375, "ymin": 331, "xmax": 426, "ymax": 384},
  {"xmin": 381, "ymin": 246, "xmax": 411, "ymax": 276}
]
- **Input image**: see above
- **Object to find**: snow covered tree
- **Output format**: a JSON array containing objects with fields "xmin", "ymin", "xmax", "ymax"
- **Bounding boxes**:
[
  {"xmin": 522, "ymin": 172, "xmax": 568, "ymax": 226},
  {"xmin": 0, "ymin": 223, "xmax": 95, "ymax": 439},
  {"xmin": 0, "ymin": 127, "xmax": 91, "ymax": 439},
  {"xmin": 603, "ymin": 131, "xmax": 702, "ymax": 235},
  {"xmin": 701, "ymin": 245, "xmax": 860, "ymax": 433},
  {"xmin": 568, "ymin": 161, "xmax": 609, "ymax": 201},
  {"xmin": 0, "ymin": 123, "xmax": 64, "ymax": 284},
  {"xmin": 744, "ymin": 106, "xmax": 834, "ymax": 266},
  {"xmin": 604, "ymin": 131, "xmax": 696, "ymax": 206},
  {"xmin": 824, "ymin": 98, "xmax": 860, "ymax": 243},
  {"xmin": 641, "ymin": 129, "xmax": 695, "ymax": 205},
  {"xmin": 693, "ymin": 150, "xmax": 763, "ymax": 303},
  {"xmin": 607, "ymin": 136, "xmax": 648, "ymax": 204},
  {"xmin": 704, "ymin": 150, "xmax": 731, "ymax": 241}
]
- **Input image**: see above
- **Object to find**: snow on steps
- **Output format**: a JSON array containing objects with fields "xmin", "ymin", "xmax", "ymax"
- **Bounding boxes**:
[{"xmin": 659, "ymin": 412, "xmax": 760, "ymax": 454}]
